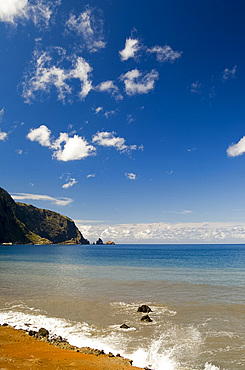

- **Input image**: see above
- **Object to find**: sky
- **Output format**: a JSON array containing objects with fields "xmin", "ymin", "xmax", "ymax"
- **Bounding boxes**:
[{"xmin": 1, "ymin": 0, "xmax": 245, "ymax": 243}]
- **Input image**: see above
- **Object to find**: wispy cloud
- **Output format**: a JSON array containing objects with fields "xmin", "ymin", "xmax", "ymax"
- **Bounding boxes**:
[
  {"xmin": 227, "ymin": 136, "xmax": 245, "ymax": 157},
  {"xmin": 87, "ymin": 173, "xmax": 95, "ymax": 178},
  {"xmin": 94, "ymin": 106, "xmax": 103, "ymax": 114},
  {"xmin": 222, "ymin": 65, "xmax": 237, "ymax": 81},
  {"xmin": 125, "ymin": 172, "xmax": 137, "ymax": 180},
  {"xmin": 0, "ymin": 107, "xmax": 7, "ymax": 141},
  {"xmin": 92, "ymin": 131, "xmax": 138, "ymax": 153},
  {"xmin": 12, "ymin": 192, "xmax": 73, "ymax": 206},
  {"xmin": 147, "ymin": 45, "xmax": 182, "ymax": 63},
  {"xmin": 95, "ymin": 80, "xmax": 123, "ymax": 100},
  {"xmin": 27, "ymin": 125, "xmax": 96, "ymax": 161},
  {"xmin": 190, "ymin": 81, "xmax": 201, "ymax": 94},
  {"xmin": 66, "ymin": 6, "xmax": 106, "ymax": 52},
  {"xmin": 62, "ymin": 178, "xmax": 77, "ymax": 189},
  {"xmin": 22, "ymin": 48, "xmax": 93, "ymax": 103},
  {"xmin": 121, "ymin": 69, "xmax": 159, "ymax": 96}
]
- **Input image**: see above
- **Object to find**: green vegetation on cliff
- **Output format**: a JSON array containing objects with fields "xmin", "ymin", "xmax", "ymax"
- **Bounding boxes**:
[{"xmin": 0, "ymin": 187, "xmax": 89, "ymax": 245}]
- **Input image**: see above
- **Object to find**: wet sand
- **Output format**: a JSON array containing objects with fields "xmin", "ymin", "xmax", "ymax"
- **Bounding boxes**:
[{"xmin": 0, "ymin": 325, "xmax": 143, "ymax": 369}]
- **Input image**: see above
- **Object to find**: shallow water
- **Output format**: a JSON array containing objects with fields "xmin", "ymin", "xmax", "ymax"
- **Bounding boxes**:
[{"xmin": 0, "ymin": 244, "xmax": 244, "ymax": 369}]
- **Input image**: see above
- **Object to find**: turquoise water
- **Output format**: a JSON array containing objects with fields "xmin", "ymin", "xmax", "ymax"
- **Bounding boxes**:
[{"xmin": 0, "ymin": 244, "xmax": 244, "ymax": 369}]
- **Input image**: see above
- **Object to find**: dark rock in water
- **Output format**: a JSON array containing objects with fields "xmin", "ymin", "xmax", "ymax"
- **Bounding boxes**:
[
  {"xmin": 38, "ymin": 327, "xmax": 49, "ymax": 338},
  {"xmin": 96, "ymin": 238, "xmax": 104, "ymax": 245},
  {"xmin": 120, "ymin": 323, "xmax": 130, "ymax": 329},
  {"xmin": 137, "ymin": 305, "xmax": 152, "ymax": 313},
  {"xmin": 141, "ymin": 315, "xmax": 153, "ymax": 322}
]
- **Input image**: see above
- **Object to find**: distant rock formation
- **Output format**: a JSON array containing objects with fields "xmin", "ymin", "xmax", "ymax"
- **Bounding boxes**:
[
  {"xmin": 105, "ymin": 241, "xmax": 115, "ymax": 245},
  {"xmin": 96, "ymin": 238, "xmax": 104, "ymax": 245},
  {"xmin": 0, "ymin": 187, "xmax": 89, "ymax": 245}
]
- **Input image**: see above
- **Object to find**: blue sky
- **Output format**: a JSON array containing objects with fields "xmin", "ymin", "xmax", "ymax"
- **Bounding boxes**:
[{"xmin": 1, "ymin": 0, "xmax": 245, "ymax": 243}]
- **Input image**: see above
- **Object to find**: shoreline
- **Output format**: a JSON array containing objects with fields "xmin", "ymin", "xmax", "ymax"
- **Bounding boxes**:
[{"xmin": 0, "ymin": 324, "xmax": 143, "ymax": 369}]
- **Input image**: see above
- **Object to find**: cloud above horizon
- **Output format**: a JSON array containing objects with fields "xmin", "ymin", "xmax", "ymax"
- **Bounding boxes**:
[{"xmin": 75, "ymin": 220, "xmax": 245, "ymax": 243}]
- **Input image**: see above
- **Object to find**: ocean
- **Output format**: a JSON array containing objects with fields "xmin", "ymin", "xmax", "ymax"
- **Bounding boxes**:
[{"xmin": 0, "ymin": 244, "xmax": 244, "ymax": 369}]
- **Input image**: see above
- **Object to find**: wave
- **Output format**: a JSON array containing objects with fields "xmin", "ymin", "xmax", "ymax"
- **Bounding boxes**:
[{"xmin": 0, "ymin": 303, "xmax": 221, "ymax": 370}]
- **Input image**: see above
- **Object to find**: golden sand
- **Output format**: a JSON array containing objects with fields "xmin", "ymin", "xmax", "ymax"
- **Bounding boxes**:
[{"xmin": 0, "ymin": 325, "xmax": 143, "ymax": 369}]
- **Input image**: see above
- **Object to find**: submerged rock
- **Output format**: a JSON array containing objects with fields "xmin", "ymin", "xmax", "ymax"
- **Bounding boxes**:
[
  {"xmin": 141, "ymin": 315, "xmax": 153, "ymax": 322},
  {"xmin": 137, "ymin": 305, "xmax": 152, "ymax": 313},
  {"xmin": 120, "ymin": 323, "xmax": 130, "ymax": 329}
]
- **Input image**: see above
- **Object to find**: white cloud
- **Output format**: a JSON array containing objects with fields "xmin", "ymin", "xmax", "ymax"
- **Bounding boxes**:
[
  {"xmin": 0, "ymin": 107, "xmax": 7, "ymax": 140},
  {"xmin": 22, "ymin": 49, "xmax": 93, "ymax": 103},
  {"xmin": 227, "ymin": 136, "xmax": 245, "ymax": 157},
  {"xmin": 191, "ymin": 81, "xmax": 201, "ymax": 94},
  {"xmin": 222, "ymin": 65, "xmax": 237, "ymax": 81},
  {"xmin": 87, "ymin": 173, "xmax": 95, "ymax": 178},
  {"xmin": 27, "ymin": 125, "xmax": 96, "ymax": 161},
  {"xmin": 0, "ymin": 107, "xmax": 5, "ymax": 123},
  {"xmin": 0, "ymin": 0, "xmax": 28, "ymax": 23},
  {"xmin": 92, "ymin": 131, "xmax": 137, "ymax": 153},
  {"xmin": 0, "ymin": 131, "xmax": 7, "ymax": 141},
  {"xmin": 0, "ymin": 0, "xmax": 59, "ymax": 27},
  {"xmin": 75, "ymin": 220, "xmax": 245, "ymax": 244},
  {"xmin": 12, "ymin": 192, "xmax": 73, "ymax": 206},
  {"xmin": 96, "ymin": 80, "xmax": 123, "ymax": 100},
  {"xmin": 52, "ymin": 133, "xmax": 96, "ymax": 161},
  {"xmin": 27, "ymin": 124, "xmax": 51, "ymax": 146},
  {"xmin": 104, "ymin": 110, "xmax": 117, "ymax": 119},
  {"xmin": 121, "ymin": 69, "xmax": 159, "ymax": 96},
  {"xmin": 163, "ymin": 210, "xmax": 192, "ymax": 215},
  {"xmin": 62, "ymin": 178, "xmax": 77, "ymax": 189},
  {"xmin": 148, "ymin": 45, "xmax": 182, "ymax": 63},
  {"xmin": 125, "ymin": 172, "xmax": 136, "ymax": 180},
  {"xmin": 66, "ymin": 7, "xmax": 106, "ymax": 52},
  {"xmin": 94, "ymin": 106, "xmax": 103, "ymax": 114},
  {"xmin": 16, "ymin": 149, "xmax": 23, "ymax": 154},
  {"xmin": 119, "ymin": 38, "xmax": 140, "ymax": 61}
]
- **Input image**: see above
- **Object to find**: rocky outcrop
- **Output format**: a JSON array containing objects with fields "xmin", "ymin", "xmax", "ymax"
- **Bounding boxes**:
[
  {"xmin": 105, "ymin": 241, "xmax": 115, "ymax": 245},
  {"xmin": 140, "ymin": 315, "xmax": 153, "ymax": 322},
  {"xmin": 0, "ymin": 187, "xmax": 89, "ymax": 245},
  {"xmin": 137, "ymin": 305, "xmax": 152, "ymax": 313},
  {"xmin": 96, "ymin": 238, "xmax": 104, "ymax": 245}
]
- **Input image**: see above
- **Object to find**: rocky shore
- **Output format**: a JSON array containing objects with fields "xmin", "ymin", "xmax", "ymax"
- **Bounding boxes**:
[{"xmin": 0, "ymin": 324, "xmax": 143, "ymax": 369}]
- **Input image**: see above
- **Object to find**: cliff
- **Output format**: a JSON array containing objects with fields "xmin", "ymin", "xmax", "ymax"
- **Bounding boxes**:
[{"xmin": 0, "ymin": 187, "xmax": 89, "ymax": 245}]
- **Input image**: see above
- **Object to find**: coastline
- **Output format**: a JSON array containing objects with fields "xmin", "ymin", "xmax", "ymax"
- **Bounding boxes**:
[{"xmin": 0, "ymin": 325, "xmax": 143, "ymax": 370}]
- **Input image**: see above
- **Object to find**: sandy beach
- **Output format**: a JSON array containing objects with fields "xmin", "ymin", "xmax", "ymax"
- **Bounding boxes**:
[{"xmin": 0, "ymin": 325, "xmax": 143, "ymax": 369}]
